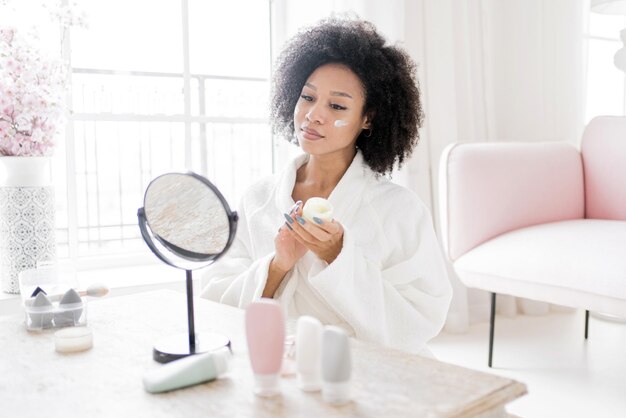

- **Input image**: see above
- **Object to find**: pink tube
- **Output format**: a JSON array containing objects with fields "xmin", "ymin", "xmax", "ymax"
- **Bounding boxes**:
[{"xmin": 245, "ymin": 299, "xmax": 285, "ymax": 396}]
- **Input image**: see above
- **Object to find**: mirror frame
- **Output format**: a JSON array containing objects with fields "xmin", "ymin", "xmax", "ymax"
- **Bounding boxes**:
[{"xmin": 137, "ymin": 171, "xmax": 238, "ymax": 270}]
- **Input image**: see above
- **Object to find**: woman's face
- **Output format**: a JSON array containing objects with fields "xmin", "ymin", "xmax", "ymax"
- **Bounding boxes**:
[{"xmin": 294, "ymin": 63, "xmax": 371, "ymax": 156}]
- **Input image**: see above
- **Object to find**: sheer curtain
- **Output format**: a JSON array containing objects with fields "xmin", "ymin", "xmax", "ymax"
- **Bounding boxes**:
[{"xmin": 271, "ymin": 0, "xmax": 586, "ymax": 332}]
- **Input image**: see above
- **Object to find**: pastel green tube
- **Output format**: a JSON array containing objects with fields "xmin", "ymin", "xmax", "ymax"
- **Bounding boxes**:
[{"xmin": 143, "ymin": 348, "xmax": 231, "ymax": 393}]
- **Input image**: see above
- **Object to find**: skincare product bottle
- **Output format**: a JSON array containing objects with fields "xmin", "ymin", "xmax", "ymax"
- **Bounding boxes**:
[
  {"xmin": 54, "ymin": 326, "xmax": 93, "ymax": 353},
  {"xmin": 296, "ymin": 315, "xmax": 323, "ymax": 391},
  {"xmin": 245, "ymin": 299, "xmax": 285, "ymax": 397},
  {"xmin": 143, "ymin": 347, "xmax": 231, "ymax": 393},
  {"xmin": 302, "ymin": 197, "xmax": 334, "ymax": 223},
  {"xmin": 321, "ymin": 326, "xmax": 352, "ymax": 405}
]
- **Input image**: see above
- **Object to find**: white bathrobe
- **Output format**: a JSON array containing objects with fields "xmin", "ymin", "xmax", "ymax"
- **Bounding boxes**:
[{"xmin": 200, "ymin": 151, "xmax": 452, "ymax": 353}]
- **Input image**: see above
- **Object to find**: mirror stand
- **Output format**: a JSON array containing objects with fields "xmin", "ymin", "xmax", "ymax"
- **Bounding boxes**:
[{"xmin": 152, "ymin": 269, "xmax": 231, "ymax": 363}]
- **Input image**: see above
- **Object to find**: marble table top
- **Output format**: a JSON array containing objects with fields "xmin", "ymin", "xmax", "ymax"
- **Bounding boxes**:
[{"xmin": 0, "ymin": 290, "xmax": 526, "ymax": 417}]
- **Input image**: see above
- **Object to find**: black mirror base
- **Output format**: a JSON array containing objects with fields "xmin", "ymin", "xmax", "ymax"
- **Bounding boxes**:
[{"xmin": 153, "ymin": 332, "xmax": 231, "ymax": 364}]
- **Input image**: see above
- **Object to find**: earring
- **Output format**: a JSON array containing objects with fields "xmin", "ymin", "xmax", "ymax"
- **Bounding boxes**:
[{"xmin": 363, "ymin": 128, "xmax": 372, "ymax": 138}]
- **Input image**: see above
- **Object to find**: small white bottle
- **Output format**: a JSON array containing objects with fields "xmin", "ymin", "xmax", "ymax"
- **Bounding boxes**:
[
  {"xmin": 296, "ymin": 315, "xmax": 323, "ymax": 391},
  {"xmin": 143, "ymin": 347, "xmax": 231, "ymax": 393},
  {"xmin": 321, "ymin": 326, "xmax": 352, "ymax": 405}
]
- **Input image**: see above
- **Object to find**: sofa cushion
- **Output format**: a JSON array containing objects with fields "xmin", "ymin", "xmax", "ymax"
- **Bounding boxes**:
[{"xmin": 454, "ymin": 219, "xmax": 626, "ymax": 312}]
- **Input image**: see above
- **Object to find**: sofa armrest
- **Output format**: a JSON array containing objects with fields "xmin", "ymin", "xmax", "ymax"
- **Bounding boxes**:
[
  {"xmin": 582, "ymin": 116, "xmax": 626, "ymax": 220},
  {"xmin": 439, "ymin": 141, "xmax": 584, "ymax": 261}
]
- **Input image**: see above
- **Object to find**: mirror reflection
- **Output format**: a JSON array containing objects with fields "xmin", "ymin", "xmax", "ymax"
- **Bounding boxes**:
[{"xmin": 144, "ymin": 173, "xmax": 230, "ymax": 256}]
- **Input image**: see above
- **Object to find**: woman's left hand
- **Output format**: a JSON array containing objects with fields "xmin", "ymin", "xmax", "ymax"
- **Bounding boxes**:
[{"xmin": 285, "ymin": 206, "xmax": 344, "ymax": 264}]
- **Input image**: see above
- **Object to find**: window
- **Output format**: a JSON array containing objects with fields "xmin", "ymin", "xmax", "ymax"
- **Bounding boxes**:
[
  {"xmin": 585, "ymin": 11, "xmax": 626, "ymax": 122},
  {"xmin": 52, "ymin": 0, "xmax": 273, "ymax": 268}
]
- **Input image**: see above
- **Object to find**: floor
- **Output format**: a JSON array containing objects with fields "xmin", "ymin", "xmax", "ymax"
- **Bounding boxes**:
[{"xmin": 429, "ymin": 309, "xmax": 626, "ymax": 418}]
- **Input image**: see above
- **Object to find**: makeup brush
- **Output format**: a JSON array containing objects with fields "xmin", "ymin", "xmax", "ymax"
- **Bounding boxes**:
[{"xmin": 48, "ymin": 283, "xmax": 109, "ymax": 302}]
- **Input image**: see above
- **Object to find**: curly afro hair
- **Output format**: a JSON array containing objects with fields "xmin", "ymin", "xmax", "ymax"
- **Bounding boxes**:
[{"xmin": 271, "ymin": 18, "xmax": 423, "ymax": 176}]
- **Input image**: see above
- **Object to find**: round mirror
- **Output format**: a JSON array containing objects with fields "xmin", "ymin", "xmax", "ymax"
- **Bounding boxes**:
[
  {"xmin": 139, "ymin": 172, "xmax": 237, "ymax": 269},
  {"xmin": 137, "ymin": 172, "xmax": 238, "ymax": 363}
]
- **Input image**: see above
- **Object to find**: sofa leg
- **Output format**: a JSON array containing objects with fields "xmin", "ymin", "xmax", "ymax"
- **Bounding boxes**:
[
  {"xmin": 585, "ymin": 310, "xmax": 589, "ymax": 340},
  {"xmin": 488, "ymin": 292, "xmax": 496, "ymax": 368}
]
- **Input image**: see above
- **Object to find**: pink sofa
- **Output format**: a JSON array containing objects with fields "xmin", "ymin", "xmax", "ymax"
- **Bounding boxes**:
[{"xmin": 439, "ymin": 116, "xmax": 626, "ymax": 366}]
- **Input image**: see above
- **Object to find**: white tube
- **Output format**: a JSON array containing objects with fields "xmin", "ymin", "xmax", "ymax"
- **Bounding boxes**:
[{"xmin": 296, "ymin": 315, "xmax": 323, "ymax": 391}]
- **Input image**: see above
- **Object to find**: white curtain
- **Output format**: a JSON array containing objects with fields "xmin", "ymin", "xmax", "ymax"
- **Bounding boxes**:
[
  {"xmin": 271, "ymin": 0, "xmax": 587, "ymax": 332},
  {"xmin": 420, "ymin": 0, "xmax": 586, "ymax": 332}
]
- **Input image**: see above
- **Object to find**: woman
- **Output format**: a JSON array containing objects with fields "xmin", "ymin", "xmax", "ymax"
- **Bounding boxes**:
[{"xmin": 201, "ymin": 18, "xmax": 452, "ymax": 353}]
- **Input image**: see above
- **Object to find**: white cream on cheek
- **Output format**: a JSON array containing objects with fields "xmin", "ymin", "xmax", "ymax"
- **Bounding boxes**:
[{"xmin": 334, "ymin": 120, "xmax": 348, "ymax": 128}]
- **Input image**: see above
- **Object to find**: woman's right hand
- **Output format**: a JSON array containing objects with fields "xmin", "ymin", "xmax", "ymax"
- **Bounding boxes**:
[
  {"xmin": 263, "ymin": 203, "xmax": 308, "ymax": 298},
  {"xmin": 273, "ymin": 202, "xmax": 308, "ymax": 272}
]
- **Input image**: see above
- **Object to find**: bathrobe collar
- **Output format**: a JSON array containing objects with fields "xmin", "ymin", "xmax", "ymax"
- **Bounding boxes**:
[{"xmin": 275, "ymin": 150, "xmax": 372, "ymax": 225}]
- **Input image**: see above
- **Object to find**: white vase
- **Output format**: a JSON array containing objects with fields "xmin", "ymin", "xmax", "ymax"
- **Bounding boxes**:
[{"xmin": 0, "ymin": 156, "xmax": 56, "ymax": 294}]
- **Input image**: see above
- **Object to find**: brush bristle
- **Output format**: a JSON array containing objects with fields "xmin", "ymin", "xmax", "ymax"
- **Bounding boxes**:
[{"xmin": 87, "ymin": 284, "xmax": 109, "ymax": 297}]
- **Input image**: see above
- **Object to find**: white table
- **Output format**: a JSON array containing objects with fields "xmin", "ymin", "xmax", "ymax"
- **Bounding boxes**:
[{"xmin": 0, "ymin": 290, "xmax": 526, "ymax": 417}]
